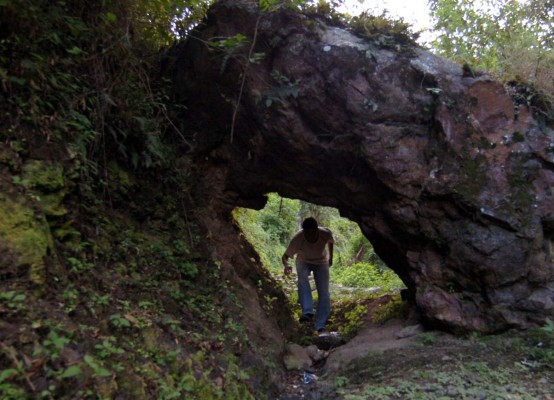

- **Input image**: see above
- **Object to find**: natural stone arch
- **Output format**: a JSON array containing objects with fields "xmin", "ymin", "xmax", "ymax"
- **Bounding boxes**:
[{"xmin": 171, "ymin": 0, "xmax": 554, "ymax": 333}]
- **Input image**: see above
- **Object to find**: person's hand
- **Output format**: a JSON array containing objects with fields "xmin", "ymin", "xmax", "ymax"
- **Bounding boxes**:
[
  {"xmin": 329, "ymin": 258, "xmax": 333, "ymax": 267},
  {"xmin": 284, "ymin": 265, "xmax": 292, "ymax": 276}
]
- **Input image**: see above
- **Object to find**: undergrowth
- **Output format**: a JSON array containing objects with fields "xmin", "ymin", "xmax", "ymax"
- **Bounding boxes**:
[
  {"xmin": 0, "ymin": 163, "xmax": 269, "ymax": 398},
  {"xmin": 0, "ymin": 1, "xmax": 285, "ymax": 398}
]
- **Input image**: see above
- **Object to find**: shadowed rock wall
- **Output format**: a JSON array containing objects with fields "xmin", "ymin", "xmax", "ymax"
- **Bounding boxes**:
[{"xmin": 173, "ymin": 0, "xmax": 554, "ymax": 332}]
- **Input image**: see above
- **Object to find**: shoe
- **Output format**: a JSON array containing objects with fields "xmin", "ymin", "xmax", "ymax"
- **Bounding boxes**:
[
  {"xmin": 317, "ymin": 328, "xmax": 327, "ymax": 335},
  {"xmin": 299, "ymin": 313, "xmax": 314, "ymax": 323}
]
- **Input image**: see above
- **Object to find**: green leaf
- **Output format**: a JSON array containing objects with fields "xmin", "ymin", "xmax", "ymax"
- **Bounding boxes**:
[
  {"xmin": 61, "ymin": 365, "xmax": 82, "ymax": 379},
  {"xmin": 13, "ymin": 294, "xmax": 26, "ymax": 302},
  {"xmin": 259, "ymin": 0, "xmax": 281, "ymax": 12},
  {"xmin": 0, "ymin": 0, "xmax": 11, "ymax": 6},
  {"xmin": 84, "ymin": 355, "xmax": 112, "ymax": 378},
  {"xmin": 105, "ymin": 12, "xmax": 117, "ymax": 23},
  {"xmin": 66, "ymin": 46, "xmax": 83, "ymax": 55},
  {"xmin": 0, "ymin": 369, "xmax": 17, "ymax": 383},
  {"xmin": 93, "ymin": 366, "xmax": 112, "ymax": 377}
]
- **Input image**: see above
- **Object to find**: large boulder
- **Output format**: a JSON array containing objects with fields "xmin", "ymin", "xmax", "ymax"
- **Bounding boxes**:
[{"xmin": 172, "ymin": 0, "xmax": 554, "ymax": 332}]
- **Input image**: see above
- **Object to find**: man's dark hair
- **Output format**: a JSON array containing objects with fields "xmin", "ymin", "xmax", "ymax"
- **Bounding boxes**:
[{"xmin": 302, "ymin": 217, "xmax": 318, "ymax": 230}]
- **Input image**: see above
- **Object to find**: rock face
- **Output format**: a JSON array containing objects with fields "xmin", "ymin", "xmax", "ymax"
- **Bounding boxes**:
[{"xmin": 172, "ymin": 0, "xmax": 554, "ymax": 332}]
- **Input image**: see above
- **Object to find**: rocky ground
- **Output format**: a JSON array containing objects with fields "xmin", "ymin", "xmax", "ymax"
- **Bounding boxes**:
[{"xmin": 278, "ymin": 296, "xmax": 554, "ymax": 400}]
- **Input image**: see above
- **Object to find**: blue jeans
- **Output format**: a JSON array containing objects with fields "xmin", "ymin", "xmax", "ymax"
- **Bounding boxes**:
[{"xmin": 296, "ymin": 261, "xmax": 330, "ymax": 330}]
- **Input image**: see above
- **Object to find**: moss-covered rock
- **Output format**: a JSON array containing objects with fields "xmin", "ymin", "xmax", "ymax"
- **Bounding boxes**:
[
  {"xmin": 22, "ymin": 160, "xmax": 69, "ymax": 217},
  {"xmin": 22, "ymin": 160, "xmax": 65, "ymax": 191},
  {"xmin": 0, "ymin": 192, "xmax": 53, "ymax": 286}
]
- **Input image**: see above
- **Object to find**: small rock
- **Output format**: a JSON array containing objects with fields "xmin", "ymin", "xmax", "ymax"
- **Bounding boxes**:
[
  {"xmin": 446, "ymin": 386, "xmax": 458, "ymax": 397},
  {"xmin": 395, "ymin": 324, "xmax": 424, "ymax": 339},
  {"xmin": 305, "ymin": 345, "xmax": 327, "ymax": 362},
  {"xmin": 283, "ymin": 343, "xmax": 312, "ymax": 371}
]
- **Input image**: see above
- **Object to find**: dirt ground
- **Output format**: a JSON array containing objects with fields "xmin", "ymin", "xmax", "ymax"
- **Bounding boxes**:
[{"xmin": 279, "ymin": 303, "xmax": 554, "ymax": 400}]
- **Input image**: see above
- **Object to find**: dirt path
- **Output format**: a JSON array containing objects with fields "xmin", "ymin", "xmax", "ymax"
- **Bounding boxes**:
[
  {"xmin": 279, "ymin": 303, "xmax": 554, "ymax": 399},
  {"xmin": 315, "ymin": 319, "xmax": 554, "ymax": 399},
  {"xmin": 322, "ymin": 317, "xmax": 421, "ymax": 377}
]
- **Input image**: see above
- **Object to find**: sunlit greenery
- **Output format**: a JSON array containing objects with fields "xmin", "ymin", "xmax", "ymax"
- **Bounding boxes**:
[
  {"xmin": 234, "ymin": 193, "xmax": 404, "ymax": 293},
  {"xmin": 430, "ymin": 0, "xmax": 554, "ymax": 95}
]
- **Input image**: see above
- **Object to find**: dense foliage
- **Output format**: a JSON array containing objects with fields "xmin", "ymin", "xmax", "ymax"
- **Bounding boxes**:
[
  {"xmin": 0, "ymin": 1, "xmax": 282, "ymax": 399},
  {"xmin": 430, "ymin": 0, "xmax": 554, "ymax": 99},
  {"xmin": 0, "ymin": 0, "xmax": 210, "ymax": 173}
]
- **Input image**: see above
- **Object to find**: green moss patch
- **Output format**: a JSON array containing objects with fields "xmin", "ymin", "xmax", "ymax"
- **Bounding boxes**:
[
  {"xmin": 0, "ymin": 192, "xmax": 53, "ymax": 285},
  {"xmin": 22, "ymin": 160, "xmax": 68, "ymax": 218}
]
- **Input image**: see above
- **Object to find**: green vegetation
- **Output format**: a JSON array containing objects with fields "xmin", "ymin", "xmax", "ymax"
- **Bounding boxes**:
[
  {"xmin": 234, "ymin": 193, "xmax": 404, "ymax": 289},
  {"xmin": 348, "ymin": 11, "xmax": 417, "ymax": 48},
  {"xmin": 0, "ymin": 0, "xmax": 211, "ymax": 175},
  {"xmin": 0, "ymin": 195, "xmax": 267, "ymax": 398},
  {"xmin": 332, "ymin": 262, "xmax": 404, "ymax": 292},
  {"xmin": 0, "ymin": 192, "xmax": 53, "ymax": 286},
  {"xmin": 430, "ymin": 0, "xmax": 554, "ymax": 122},
  {"xmin": 301, "ymin": 0, "xmax": 419, "ymax": 46},
  {"xmin": 0, "ymin": 1, "xmax": 287, "ymax": 398}
]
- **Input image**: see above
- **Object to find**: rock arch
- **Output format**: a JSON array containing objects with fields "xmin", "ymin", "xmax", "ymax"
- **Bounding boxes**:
[{"xmin": 172, "ymin": 0, "xmax": 554, "ymax": 332}]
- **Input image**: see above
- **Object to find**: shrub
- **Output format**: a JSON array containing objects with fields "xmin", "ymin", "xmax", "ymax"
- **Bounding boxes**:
[{"xmin": 331, "ymin": 262, "xmax": 405, "ymax": 292}]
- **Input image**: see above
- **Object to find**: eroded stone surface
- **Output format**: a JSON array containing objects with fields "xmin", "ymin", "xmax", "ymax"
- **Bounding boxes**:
[{"xmin": 173, "ymin": 0, "xmax": 554, "ymax": 332}]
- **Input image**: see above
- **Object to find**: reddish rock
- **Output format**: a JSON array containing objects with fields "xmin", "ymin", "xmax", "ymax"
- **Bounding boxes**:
[{"xmin": 172, "ymin": 0, "xmax": 554, "ymax": 333}]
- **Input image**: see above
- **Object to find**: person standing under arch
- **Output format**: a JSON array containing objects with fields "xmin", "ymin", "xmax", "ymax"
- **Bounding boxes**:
[{"xmin": 282, "ymin": 217, "xmax": 334, "ymax": 334}]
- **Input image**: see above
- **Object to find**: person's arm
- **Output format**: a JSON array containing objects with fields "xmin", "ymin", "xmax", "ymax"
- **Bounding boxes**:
[
  {"xmin": 282, "ymin": 253, "xmax": 293, "ymax": 275},
  {"xmin": 328, "ymin": 242, "xmax": 334, "ymax": 267}
]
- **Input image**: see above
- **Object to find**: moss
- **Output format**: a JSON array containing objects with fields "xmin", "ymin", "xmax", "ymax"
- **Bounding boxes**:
[
  {"xmin": 507, "ymin": 159, "xmax": 535, "ymax": 216},
  {"xmin": 22, "ymin": 160, "xmax": 65, "ymax": 192},
  {"xmin": 455, "ymin": 154, "xmax": 488, "ymax": 199},
  {"xmin": 141, "ymin": 326, "xmax": 161, "ymax": 352},
  {"xmin": 116, "ymin": 370, "xmax": 148, "ymax": 400},
  {"xmin": 0, "ymin": 192, "xmax": 53, "ymax": 286},
  {"xmin": 22, "ymin": 160, "xmax": 68, "ymax": 217},
  {"xmin": 37, "ymin": 192, "xmax": 68, "ymax": 217},
  {"xmin": 53, "ymin": 221, "xmax": 81, "ymax": 241},
  {"xmin": 0, "ymin": 145, "xmax": 21, "ymax": 170},
  {"xmin": 371, "ymin": 295, "xmax": 405, "ymax": 324},
  {"xmin": 96, "ymin": 378, "xmax": 119, "ymax": 399}
]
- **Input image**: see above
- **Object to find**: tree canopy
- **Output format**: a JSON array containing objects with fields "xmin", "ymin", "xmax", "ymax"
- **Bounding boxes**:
[{"xmin": 430, "ymin": 0, "xmax": 554, "ymax": 95}]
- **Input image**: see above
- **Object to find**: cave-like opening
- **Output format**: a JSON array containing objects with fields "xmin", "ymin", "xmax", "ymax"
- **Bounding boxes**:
[{"xmin": 233, "ymin": 192, "xmax": 407, "ymax": 335}]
